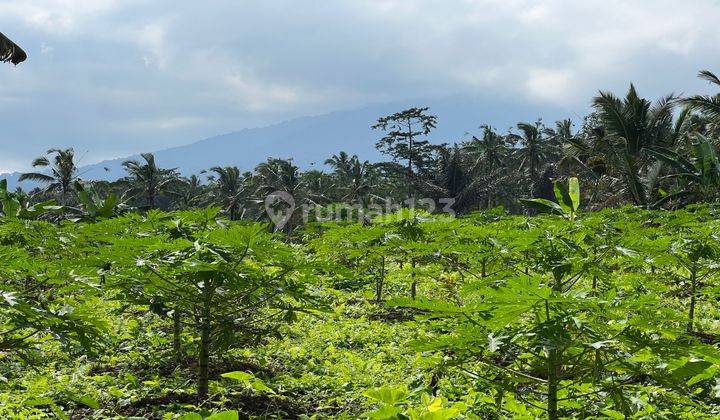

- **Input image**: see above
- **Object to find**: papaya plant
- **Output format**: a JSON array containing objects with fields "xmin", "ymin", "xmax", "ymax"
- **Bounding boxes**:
[{"xmin": 106, "ymin": 208, "xmax": 322, "ymax": 399}]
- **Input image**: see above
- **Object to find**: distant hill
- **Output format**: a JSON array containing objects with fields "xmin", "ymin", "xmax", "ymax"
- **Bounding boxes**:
[{"xmin": 2, "ymin": 95, "xmax": 573, "ymax": 189}]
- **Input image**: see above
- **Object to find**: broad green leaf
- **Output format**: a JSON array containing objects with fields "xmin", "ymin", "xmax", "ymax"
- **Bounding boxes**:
[
  {"xmin": 520, "ymin": 198, "xmax": 565, "ymax": 215},
  {"xmin": 363, "ymin": 405, "xmax": 404, "ymax": 420},
  {"xmin": 220, "ymin": 371, "xmax": 254, "ymax": 383},
  {"xmin": 251, "ymin": 378, "xmax": 275, "ymax": 394},
  {"xmin": 205, "ymin": 411, "xmax": 239, "ymax": 420},
  {"xmin": 553, "ymin": 181, "xmax": 573, "ymax": 214},
  {"xmin": 364, "ymin": 386, "xmax": 410, "ymax": 405},
  {"xmin": 568, "ymin": 177, "xmax": 580, "ymax": 211}
]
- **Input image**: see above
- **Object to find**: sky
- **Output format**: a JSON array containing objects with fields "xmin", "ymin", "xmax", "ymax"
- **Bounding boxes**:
[{"xmin": 1, "ymin": 0, "xmax": 720, "ymax": 173}]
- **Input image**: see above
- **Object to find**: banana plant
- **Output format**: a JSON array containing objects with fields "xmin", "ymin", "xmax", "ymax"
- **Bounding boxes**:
[
  {"xmin": 69, "ymin": 180, "xmax": 126, "ymax": 220},
  {"xmin": 521, "ymin": 177, "xmax": 580, "ymax": 221},
  {"xmin": 0, "ymin": 179, "xmax": 62, "ymax": 219},
  {"xmin": 646, "ymin": 134, "xmax": 720, "ymax": 205}
]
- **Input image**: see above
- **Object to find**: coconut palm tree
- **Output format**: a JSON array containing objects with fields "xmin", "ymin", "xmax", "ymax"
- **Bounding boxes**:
[
  {"xmin": 512, "ymin": 121, "xmax": 552, "ymax": 182},
  {"xmin": 343, "ymin": 157, "xmax": 374, "ymax": 203},
  {"xmin": 592, "ymin": 84, "xmax": 678, "ymax": 205},
  {"xmin": 647, "ymin": 133, "xmax": 720, "ymax": 205},
  {"xmin": 253, "ymin": 158, "xmax": 306, "ymax": 234},
  {"xmin": 18, "ymin": 148, "xmax": 78, "ymax": 204},
  {"xmin": 324, "ymin": 151, "xmax": 354, "ymax": 180},
  {"xmin": 0, "ymin": 32, "xmax": 27, "ymax": 65},
  {"xmin": 254, "ymin": 158, "xmax": 303, "ymax": 197},
  {"xmin": 682, "ymin": 70, "xmax": 720, "ymax": 125},
  {"xmin": 465, "ymin": 125, "xmax": 510, "ymax": 174},
  {"xmin": 207, "ymin": 166, "xmax": 247, "ymax": 220},
  {"xmin": 302, "ymin": 170, "xmax": 335, "ymax": 204},
  {"xmin": 415, "ymin": 145, "xmax": 509, "ymax": 214},
  {"xmin": 122, "ymin": 153, "xmax": 179, "ymax": 209},
  {"xmin": 167, "ymin": 175, "xmax": 206, "ymax": 209}
]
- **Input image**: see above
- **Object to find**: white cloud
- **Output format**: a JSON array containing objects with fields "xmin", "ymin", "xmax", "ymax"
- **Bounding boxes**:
[
  {"xmin": 525, "ymin": 69, "xmax": 575, "ymax": 104},
  {"xmin": 135, "ymin": 22, "xmax": 170, "ymax": 70},
  {"xmin": 0, "ymin": 0, "xmax": 119, "ymax": 33}
]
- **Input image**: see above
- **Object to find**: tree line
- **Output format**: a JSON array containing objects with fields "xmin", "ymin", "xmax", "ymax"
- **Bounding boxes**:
[{"xmin": 8, "ymin": 70, "xmax": 720, "ymax": 224}]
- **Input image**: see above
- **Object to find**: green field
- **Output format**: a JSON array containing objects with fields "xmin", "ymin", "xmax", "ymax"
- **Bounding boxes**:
[{"xmin": 2, "ymin": 202, "xmax": 720, "ymax": 419}]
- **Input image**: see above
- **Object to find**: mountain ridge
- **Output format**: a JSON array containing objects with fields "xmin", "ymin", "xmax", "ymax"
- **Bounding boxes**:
[{"xmin": 1, "ymin": 96, "xmax": 573, "ymax": 189}]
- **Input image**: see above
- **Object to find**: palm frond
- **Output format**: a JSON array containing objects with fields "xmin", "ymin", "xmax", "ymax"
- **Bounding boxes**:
[
  {"xmin": 31, "ymin": 157, "xmax": 50, "ymax": 167},
  {"xmin": 0, "ymin": 32, "xmax": 27, "ymax": 65},
  {"xmin": 698, "ymin": 70, "xmax": 720, "ymax": 87},
  {"xmin": 18, "ymin": 172, "xmax": 55, "ymax": 184}
]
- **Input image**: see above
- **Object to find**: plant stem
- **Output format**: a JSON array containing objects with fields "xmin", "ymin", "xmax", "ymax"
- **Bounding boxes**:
[
  {"xmin": 173, "ymin": 309, "xmax": 183, "ymax": 364},
  {"xmin": 197, "ymin": 280, "xmax": 213, "ymax": 399},
  {"xmin": 687, "ymin": 268, "xmax": 697, "ymax": 333}
]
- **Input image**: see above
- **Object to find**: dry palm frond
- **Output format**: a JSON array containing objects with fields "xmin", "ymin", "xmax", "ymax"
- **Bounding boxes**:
[{"xmin": 0, "ymin": 32, "xmax": 27, "ymax": 65}]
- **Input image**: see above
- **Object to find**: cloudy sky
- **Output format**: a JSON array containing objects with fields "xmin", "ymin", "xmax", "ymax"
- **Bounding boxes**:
[{"xmin": 1, "ymin": 0, "xmax": 719, "ymax": 173}]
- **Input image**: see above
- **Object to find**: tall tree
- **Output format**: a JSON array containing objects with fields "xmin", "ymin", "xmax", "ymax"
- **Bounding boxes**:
[
  {"xmin": 122, "ymin": 153, "xmax": 179, "ymax": 209},
  {"xmin": 167, "ymin": 175, "xmax": 206, "ymax": 210},
  {"xmin": 0, "ymin": 32, "xmax": 27, "ymax": 65},
  {"xmin": 254, "ymin": 158, "xmax": 305, "ymax": 233},
  {"xmin": 512, "ymin": 120, "xmax": 552, "ymax": 183},
  {"xmin": 207, "ymin": 166, "xmax": 247, "ymax": 220},
  {"xmin": 254, "ymin": 158, "xmax": 303, "ymax": 197},
  {"xmin": 324, "ymin": 151, "xmax": 354, "ymax": 181},
  {"xmin": 372, "ymin": 107, "xmax": 438, "ymax": 198},
  {"xmin": 415, "ymin": 145, "xmax": 504, "ymax": 214},
  {"xmin": 592, "ymin": 85, "xmax": 677, "ymax": 205},
  {"xmin": 18, "ymin": 148, "xmax": 79, "ymax": 204},
  {"xmin": 343, "ymin": 157, "xmax": 374, "ymax": 203},
  {"xmin": 466, "ymin": 125, "xmax": 509, "ymax": 174},
  {"xmin": 682, "ymin": 70, "xmax": 720, "ymax": 127}
]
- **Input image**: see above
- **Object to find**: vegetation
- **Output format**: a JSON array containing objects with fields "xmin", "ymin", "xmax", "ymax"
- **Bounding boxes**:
[
  {"xmin": 13, "ymin": 71, "xmax": 720, "ymax": 220},
  {"xmin": 0, "ymin": 31, "xmax": 26, "ymax": 65},
  {"xmin": 2, "ymin": 201, "xmax": 720, "ymax": 418},
  {"xmin": 3, "ymin": 70, "xmax": 720, "ymax": 418}
]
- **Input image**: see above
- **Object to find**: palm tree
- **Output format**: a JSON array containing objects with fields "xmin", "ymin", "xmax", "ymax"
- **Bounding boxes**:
[
  {"xmin": 167, "ymin": 175, "xmax": 206, "ymax": 209},
  {"xmin": 18, "ymin": 148, "xmax": 78, "ymax": 204},
  {"xmin": 465, "ymin": 125, "xmax": 509, "ymax": 174},
  {"xmin": 415, "ymin": 145, "xmax": 509, "ymax": 214},
  {"xmin": 324, "ymin": 151, "xmax": 354, "ymax": 180},
  {"xmin": 122, "ymin": 153, "xmax": 179, "ymax": 209},
  {"xmin": 682, "ymin": 70, "xmax": 720, "ymax": 125},
  {"xmin": 302, "ymin": 170, "xmax": 335, "ymax": 204},
  {"xmin": 207, "ymin": 166, "xmax": 247, "ymax": 220},
  {"xmin": 0, "ymin": 32, "xmax": 27, "ymax": 65},
  {"xmin": 512, "ymin": 121, "xmax": 551, "ymax": 182},
  {"xmin": 254, "ymin": 158, "xmax": 305, "ymax": 234},
  {"xmin": 647, "ymin": 133, "xmax": 720, "ymax": 205},
  {"xmin": 592, "ymin": 84, "xmax": 678, "ymax": 205},
  {"xmin": 324, "ymin": 152, "xmax": 374, "ymax": 203},
  {"xmin": 254, "ymin": 158, "xmax": 303, "ymax": 197},
  {"xmin": 343, "ymin": 157, "xmax": 374, "ymax": 203}
]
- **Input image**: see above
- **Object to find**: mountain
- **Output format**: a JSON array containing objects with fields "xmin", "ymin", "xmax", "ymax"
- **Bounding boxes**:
[{"xmin": 2, "ymin": 95, "xmax": 574, "ymax": 189}]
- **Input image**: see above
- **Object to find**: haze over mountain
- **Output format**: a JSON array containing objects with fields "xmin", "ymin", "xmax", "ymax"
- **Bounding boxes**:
[{"xmin": 2, "ymin": 95, "xmax": 571, "ymax": 190}]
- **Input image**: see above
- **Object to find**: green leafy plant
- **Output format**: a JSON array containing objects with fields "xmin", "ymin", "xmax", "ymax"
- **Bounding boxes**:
[{"xmin": 522, "ymin": 176, "xmax": 581, "ymax": 221}]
